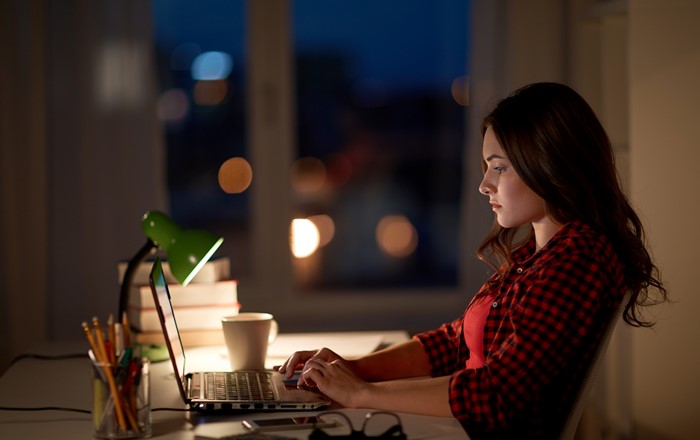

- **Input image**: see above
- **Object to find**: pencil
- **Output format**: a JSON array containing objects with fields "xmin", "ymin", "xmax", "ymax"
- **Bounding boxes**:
[
  {"xmin": 92, "ymin": 317, "xmax": 108, "ymax": 364},
  {"xmin": 107, "ymin": 314, "xmax": 116, "ymax": 363},
  {"xmin": 121, "ymin": 311, "xmax": 132, "ymax": 349},
  {"xmin": 81, "ymin": 321, "xmax": 100, "ymax": 356}
]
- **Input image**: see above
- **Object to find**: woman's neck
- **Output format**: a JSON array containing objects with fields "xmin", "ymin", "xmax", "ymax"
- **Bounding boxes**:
[{"xmin": 533, "ymin": 217, "xmax": 565, "ymax": 251}]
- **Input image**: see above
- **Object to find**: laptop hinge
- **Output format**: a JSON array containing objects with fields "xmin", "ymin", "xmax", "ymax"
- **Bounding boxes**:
[{"xmin": 187, "ymin": 372, "xmax": 199, "ymax": 399}]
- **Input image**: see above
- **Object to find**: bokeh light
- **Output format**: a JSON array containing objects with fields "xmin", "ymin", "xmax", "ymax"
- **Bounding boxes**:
[
  {"xmin": 290, "ymin": 156, "xmax": 327, "ymax": 194},
  {"xmin": 451, "ymin": 75, "xmax": 470, "ymax": 107},
  {"xmin": 307, "ymin": 215, "xmax": 335, "ymax": 247},
  {"xmin": 157, "ymin": 88, "xmax": 189, "ymax": 122},
  {"xmin": 376, "ymin": 215, "xmax": 418, "ymax": 258},
  {"xmin": 191, "ymin": 51, "xmax": 233, "ymax": 80},
  {"xmin": 218, "ymin": 157, "xmax": 253, "ymax": 194},
  {"xmin": 290, "ymin": 218, "xmax": 321, "ymax": 258},
  {"xmin": 193, "ymin": 79, "xmax": 228, "ymax": 106}
]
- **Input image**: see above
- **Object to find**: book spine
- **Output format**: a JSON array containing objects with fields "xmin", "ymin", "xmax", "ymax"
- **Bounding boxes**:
[
  {"xmin": 128, "ymin": 280, "xmax": 238, "ymax": 309},
  {"xmin": 128, "ymin": 305, "xmax": 240, "ymax": 332},
  {"xmin": 134, "ymin": 328, "xmax": 225, "ymax": 347}
]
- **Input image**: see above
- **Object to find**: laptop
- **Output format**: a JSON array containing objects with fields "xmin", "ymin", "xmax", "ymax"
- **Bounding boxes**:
[{"xmin": 148, "ymin": 257, "xmax": 331, "ymax": 412}]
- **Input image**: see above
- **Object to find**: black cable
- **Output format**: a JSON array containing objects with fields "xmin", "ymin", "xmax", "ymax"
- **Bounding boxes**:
[
  {"xmin": 0, "ymin": 406, "xmax": 91, "ymax": 414},
  {"xmin": 0, "ymin": 406, "xmax": 190, "ymax": 413},
  {"xmin": 8, "ymin": 352, "xmax": 88, "ymax": 367},
  {"xmin": 1, "ymin": 353, "xmax": 191, "ymax": 414},
  {"xmin": 152, "ymin": 407, "xmax": 191, "ymax": 412}
]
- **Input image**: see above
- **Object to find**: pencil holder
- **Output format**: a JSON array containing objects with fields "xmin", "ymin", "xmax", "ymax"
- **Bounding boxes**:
[{"xmin": 91, "ymin": 357, "xmax": 151, "ymax": 438}]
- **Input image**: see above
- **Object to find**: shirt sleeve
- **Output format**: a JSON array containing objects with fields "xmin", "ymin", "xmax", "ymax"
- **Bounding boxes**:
[{"xmin": 413, "ymin": 315, "xmax": 466, "ymax": 376}]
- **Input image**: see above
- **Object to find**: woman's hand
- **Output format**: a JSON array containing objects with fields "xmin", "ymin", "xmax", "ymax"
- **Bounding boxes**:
[
  {"xmin": 274, "ymin": 341, "xmax": 452, "ymax": 416},
  {"xmin": 299, "ymin": 356, "xmax": 371, "ymax": 408},
  {"xmin": 274, "ymin": 347, "xmax": 349, "ymax": 387}
]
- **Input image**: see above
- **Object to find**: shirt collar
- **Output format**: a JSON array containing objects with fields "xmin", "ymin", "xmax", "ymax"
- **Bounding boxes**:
[{"xmin": 512, "ymin": 221, "xmax": 587, "ymax": 265}]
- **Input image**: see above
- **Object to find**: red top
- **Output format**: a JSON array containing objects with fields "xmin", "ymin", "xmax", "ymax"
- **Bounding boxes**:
[
  {"xmin": 414, "ymin": 221, "xmax": 626, "ymax": 439},
  {"xmin": 462, "ymin": 294, "xmax": 494, "ymax": 369}
]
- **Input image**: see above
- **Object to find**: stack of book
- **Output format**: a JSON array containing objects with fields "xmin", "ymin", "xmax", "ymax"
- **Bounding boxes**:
[{"xmin": 118, "ymin": 257, "xmax": 239, "ymax": 347}]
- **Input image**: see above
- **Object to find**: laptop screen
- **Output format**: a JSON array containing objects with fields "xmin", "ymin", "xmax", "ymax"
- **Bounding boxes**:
[{"xmin": 149, "ymin": 258, "xmax": 187, "ymax": 382}]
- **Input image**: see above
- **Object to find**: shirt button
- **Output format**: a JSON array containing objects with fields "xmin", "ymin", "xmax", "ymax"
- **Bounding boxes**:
[
  {"xmin": 492, "ymin": 301, "xmax": 498, "ymax": 308},
  {"xmin": 516, "ymin": 267, "xmax": 523, "ymax": 274}
]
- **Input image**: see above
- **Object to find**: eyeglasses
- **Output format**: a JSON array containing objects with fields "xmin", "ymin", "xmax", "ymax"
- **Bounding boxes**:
[{"xmin": 309, "ymin": 411, "xmax": 406, "ymax": 439}]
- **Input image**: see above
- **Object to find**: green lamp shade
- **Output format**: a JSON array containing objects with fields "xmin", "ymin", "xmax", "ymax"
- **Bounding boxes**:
[{"xmin": 141, "ymin": 211, "xmax": 224, "ymax": 286}]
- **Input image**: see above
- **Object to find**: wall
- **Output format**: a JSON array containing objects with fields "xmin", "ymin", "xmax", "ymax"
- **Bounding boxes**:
[{"xmin": 629, "ymin": 2, "xmax": 700, "ymax": 439}]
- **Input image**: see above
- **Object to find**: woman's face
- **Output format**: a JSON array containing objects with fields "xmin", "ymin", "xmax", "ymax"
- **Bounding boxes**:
[{"xmin": 479, "ymin": 126, "xmax": 548, "ymax": 229}]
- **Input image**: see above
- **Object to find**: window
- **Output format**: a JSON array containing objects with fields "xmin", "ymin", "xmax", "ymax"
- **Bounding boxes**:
[{"xmin": 152, "ymin": 0, "xmax": 475, "ymax": 332}]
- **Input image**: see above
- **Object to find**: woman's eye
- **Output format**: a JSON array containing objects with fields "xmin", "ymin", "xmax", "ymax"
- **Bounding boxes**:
[{"xmin": 494, "ymin": 166, "xmax": 506, "ymax": 174}]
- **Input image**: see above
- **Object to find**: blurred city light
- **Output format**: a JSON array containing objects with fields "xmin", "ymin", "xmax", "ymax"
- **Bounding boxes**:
[
  {"xmin": 157, "ymin": 88, "xmax": 189, "ymax": 122},
  {"xmin": 218, "ymin": 157, "xmax": 253, "ymax": 193},
  {"xmin": 191, "ymin": 51, "xmax": 233, "ymax": 80},
  {"xmin": 291, "ymin": 218, "xmax": 321, "ymax": 258},
  {"xmin": 193, "ymin": 79, "xmax": 228, "ymax": 105},
  {"xmin": 308, "ymin": 214, "xmax": 335, "ymax": 247},
  {"xmin": 376, "ymin": 215, "xmax": 418, "ymax": 258},
  {"xmin": 450, "ymin": 75, "xmax": 470, "ymax": 107},
  {"xmin": 290, "ymin": 156, "xmax": 327, "ymax": 194}
]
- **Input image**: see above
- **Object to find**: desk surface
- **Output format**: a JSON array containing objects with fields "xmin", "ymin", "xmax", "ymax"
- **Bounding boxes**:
[{"xmin": 0, "ymin": 332, "xmax": 469, "ymax": 439}]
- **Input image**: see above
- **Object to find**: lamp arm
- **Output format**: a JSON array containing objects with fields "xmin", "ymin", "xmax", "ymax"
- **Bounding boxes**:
[{"xmin": 118, "ymin": 239, "xmax": 157, "ymax": 320}]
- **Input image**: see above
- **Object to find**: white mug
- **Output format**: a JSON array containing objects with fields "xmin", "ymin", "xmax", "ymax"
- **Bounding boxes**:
[{"xmin": 221, "ymin": 312, "xmax": 278, "ymax": 371}]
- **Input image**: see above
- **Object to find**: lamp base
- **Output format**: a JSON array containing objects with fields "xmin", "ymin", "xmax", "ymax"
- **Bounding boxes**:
[{"xmin": 139, "ymin": 343, "xmax": 171, "ymax": 362}]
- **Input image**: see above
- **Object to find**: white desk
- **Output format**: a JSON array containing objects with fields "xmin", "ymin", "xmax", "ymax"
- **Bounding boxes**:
[{"xmin": 0, "ymin": 332, "xmax": 469, "ymax": 439}]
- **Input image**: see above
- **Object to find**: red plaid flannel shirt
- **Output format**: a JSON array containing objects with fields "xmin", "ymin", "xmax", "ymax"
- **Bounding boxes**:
[{"xmin": 414, "ymin": 221, "xmax": 626, "ymax": 439}]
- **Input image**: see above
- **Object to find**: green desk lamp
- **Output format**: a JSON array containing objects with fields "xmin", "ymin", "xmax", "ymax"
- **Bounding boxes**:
[{"xmin": 118, "ymin": 210, "xmax": 224, "ymax": 334}]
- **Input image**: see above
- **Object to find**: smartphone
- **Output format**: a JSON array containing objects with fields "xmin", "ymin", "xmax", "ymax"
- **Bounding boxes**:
[{"xmin": 242, "ymin": 416, "xmax": 335, "ymax": 431}]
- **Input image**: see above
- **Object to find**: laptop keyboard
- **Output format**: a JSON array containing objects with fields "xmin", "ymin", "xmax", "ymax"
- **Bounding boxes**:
[{"xmin": 203, "ymin": 371, "xmax": 276, "ymax": 401}]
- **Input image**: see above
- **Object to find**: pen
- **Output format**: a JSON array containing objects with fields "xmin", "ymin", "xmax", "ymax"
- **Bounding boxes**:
[
  {"xmin": 122, "ymin": 359, "xmax": 140, "ymax": 425},
  {"xmin": 115, "ymin": 347, "xmax": 133, "ymax": 382},
  {"xmin": 119, "ymin": 347, "xmax": 133, "ymax": 369}
]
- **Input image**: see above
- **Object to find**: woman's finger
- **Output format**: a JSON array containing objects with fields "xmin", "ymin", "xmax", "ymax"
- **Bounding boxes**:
[
  {"xmin": 300, "ymin": 358, "xmax": 329, "ymax": 388},
  {"xmin": 274, "ymin": 351, "xmax": 315, "ymax": 379},
  {"xmin": 301, "ymin": 367, "xmax": 318, "ymax": 388}
]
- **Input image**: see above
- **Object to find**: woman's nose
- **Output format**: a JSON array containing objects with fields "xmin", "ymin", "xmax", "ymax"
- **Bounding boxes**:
[{"xmin": 479, "ymin": 175, "xmax": 492, "ymax": 195}]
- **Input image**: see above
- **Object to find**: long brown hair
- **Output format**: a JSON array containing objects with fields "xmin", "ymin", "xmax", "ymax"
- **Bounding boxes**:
[{"xmin": 476, "ymin": 82, "xmax": 667, "ymax": 327}]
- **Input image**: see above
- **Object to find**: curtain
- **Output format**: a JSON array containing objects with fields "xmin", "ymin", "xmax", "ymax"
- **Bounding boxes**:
[
  {"xmin": 0, "ymin": 0, "xmax": 49, "ymax": 373},
  {"xmin": 0, "ymin": 0, "xmax": 166, "ymax": 372}
]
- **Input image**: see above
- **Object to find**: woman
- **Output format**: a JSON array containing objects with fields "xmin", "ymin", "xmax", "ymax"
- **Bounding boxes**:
[{"xmin": 275, "ymin": 82, "xmax": 667, "ymax": 439}]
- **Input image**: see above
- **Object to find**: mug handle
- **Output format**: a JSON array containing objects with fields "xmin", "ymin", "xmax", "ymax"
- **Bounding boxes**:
[{"xmin": 269, "ymin": 320, "xmax": 279, "ymax": 344}]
